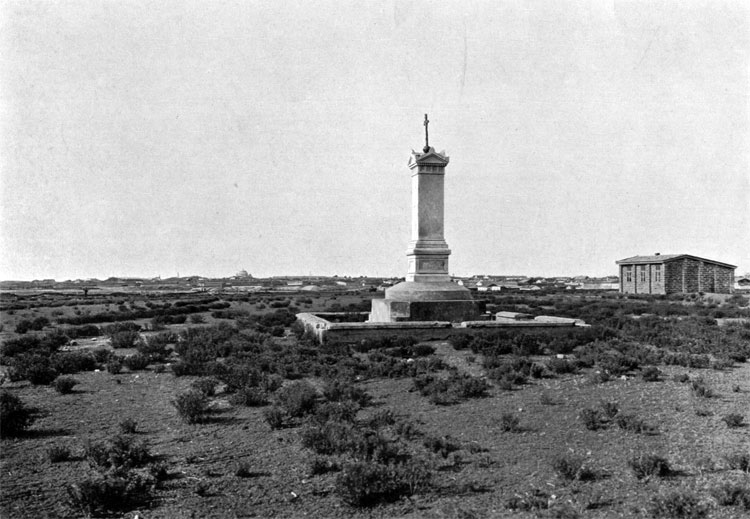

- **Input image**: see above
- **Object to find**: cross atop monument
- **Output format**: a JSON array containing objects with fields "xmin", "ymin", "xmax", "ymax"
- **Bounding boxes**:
[{"xmin": 423, "ymin": 113, "xmax": 430, "ymax": 152}]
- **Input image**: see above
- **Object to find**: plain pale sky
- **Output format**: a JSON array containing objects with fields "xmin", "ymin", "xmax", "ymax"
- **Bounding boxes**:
[{"xmin": 1, "ymin": 0, "xmax": 748, "ymax": 280}]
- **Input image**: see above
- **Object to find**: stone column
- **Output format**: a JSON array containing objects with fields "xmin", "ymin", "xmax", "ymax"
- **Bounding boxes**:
[{"xmin": 406, "ymin": 147, "xmax": 451, "ymax": 282}]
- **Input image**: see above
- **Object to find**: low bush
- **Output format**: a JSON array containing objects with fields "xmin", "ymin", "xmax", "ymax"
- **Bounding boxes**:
[
  {"xmin": 309, "ymin": 455, "xmax": 341, "ymax": 475},
  {"xmin": 172, "ymin": 390, "xmax": 209, "ymax": 424},
  {"xmin": 616, "ymin": 413, "xmax": 656, "ymax": 434},
  {"xmin": 551, "ymin": 453, "xmax": 596, "ymax": 481},
  {"xmin": 423, "ymin": 435, "xmax": 461, "ymax": 459},
  {"xmin": 190, "ymin": 377, "xmax": 220, "ymax": 397},
  {"xmin": 83, "ymin": 435, "xmax": 151, "ymax": 470},
  {"xmin": 499, "ymin": 413, "xmax": 521, "ymax": 432},
  {"xmin": 119, "ymin": 418, "xmax": 138, "ymax": 434},
  {"xmin": 109, "ymin": 330, "xmax": 142, "ymax": 349},
  {"xmin": 628, "ymin": 453, "xmax": 672, "ymax": 479},
  {"xmin": 335, "ymin": 459, "xmax": 431, "ymax": 507},
  {"xmin": 690, "ymin": 378, "xmax": 715, "ymax": 398},
  {"xmin": 721, "ymin": 413, "xmax": 745, "ymax": 428},
  {"xmin": 47, "ymin": 445, "xmax": 73, "ymax": 463},
  {"xmin": 641, "ymin": 366, "xmax": 662, "ymax": 382},
  {"xmin": 366, "ymin": 409, "xmax": 395, "ymax": 429},
  {"xmin": 106, "ymin": 359, "xmax": 122, "ymax": 375},
  {"xmin": 12, "ymin": 354, "xmax": 58, "ymax": 385},
  {"xmin": 67, "ymin": 470, "xmax": 154, "ymax": 517},
  {"xmin": 277, "ymin": 381, "xmax": 318, "ymax": 418},
  {"xmin": 724, "ymin": 452, "xmax": 750, "ymax": 472},
  {"xmin": 579, "ymin": 408, "xmax": 605, "ymax": 430},
  {"xmin": 264, "ymin": 406, "xmax": 285, "ymax": 430},
  {"xmin": 53, "ymin": 376, "xmax": 78, "ymax": 394},
  {"xmin": 323, "ymin": 380, "xmax": 372, "ymax": 408},
  {"xmin": 313, "ymin": 401, "xmax": 359, "ymax": 424},
  {"xmin": 506, "ymin": 488, "xmax": 550, "ymax": 512},
  {"xmin": 0, "ymin": 391, "xmax": 35, "ymax": 437},
  {"xmin": 51, "ymin": 352, "xmax": 97, "ymax": 374},
  {"xmin": 229, "ymin": 387, "xmax": 268, "ymax": 407},
  {"xmin": 648, "ymin": 489, "xmax": 708, "ymax": 518},
  {"xmin": 122, "ymin": 353, "xmax": 149, "ymax": 371},
  {"xmin": 600, "ymin": 400, "xmax": 620, "ymax": 419},
  {"xmin": 710, "ymin": 482, "xmax": 750, "ymax": 507},
  {"xmin": 546, "ymin": 357, "xmax": 577, "ymax": 375}
]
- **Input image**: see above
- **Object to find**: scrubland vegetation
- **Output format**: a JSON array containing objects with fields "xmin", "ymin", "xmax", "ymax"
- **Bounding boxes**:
[{"xmin": 1, "ymin": 289, "xmax": 749, "ymax": 518}]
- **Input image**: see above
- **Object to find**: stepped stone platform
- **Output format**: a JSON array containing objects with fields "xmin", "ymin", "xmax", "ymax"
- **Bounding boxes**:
[{"xmin": 297, "ymin": 311, "xmax": 587, "ymax": 345}]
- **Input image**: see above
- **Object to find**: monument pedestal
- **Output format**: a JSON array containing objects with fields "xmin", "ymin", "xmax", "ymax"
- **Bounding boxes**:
[{"xmin": 372, "ymin": 282, "xmax": 479, "ymax": 322}]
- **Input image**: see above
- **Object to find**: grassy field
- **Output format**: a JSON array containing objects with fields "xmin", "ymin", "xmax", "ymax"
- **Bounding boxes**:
[{"xmin": 1, "ymin": 290, "xmax": 749, "ymax": 518}]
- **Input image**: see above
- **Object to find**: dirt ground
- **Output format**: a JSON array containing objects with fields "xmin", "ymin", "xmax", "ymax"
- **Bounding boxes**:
[{"xmin": 1, "ymin": 342, "xmax": 748, "ymax": 518}]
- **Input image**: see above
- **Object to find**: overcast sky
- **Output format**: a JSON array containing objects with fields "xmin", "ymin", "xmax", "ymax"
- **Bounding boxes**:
[{"xmin": 1, "ymin": 0, "xmax": 748, "ymax": 280}]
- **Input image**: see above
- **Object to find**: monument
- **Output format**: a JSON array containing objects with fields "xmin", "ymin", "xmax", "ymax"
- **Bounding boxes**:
[{"xmin": 369, "ymin": 115, "xmax": 479, "ymax": 322}]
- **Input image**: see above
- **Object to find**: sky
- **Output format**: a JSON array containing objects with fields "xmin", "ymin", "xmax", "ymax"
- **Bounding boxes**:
[{"xmin": 1, "ymin": 0, "xmax": 748, "ymax": 281}]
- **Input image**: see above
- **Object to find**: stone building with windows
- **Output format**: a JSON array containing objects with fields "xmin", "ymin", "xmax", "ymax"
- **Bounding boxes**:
[{"xmin": 616, "ymin": 254, "xmax": 735, "ymax": 295}]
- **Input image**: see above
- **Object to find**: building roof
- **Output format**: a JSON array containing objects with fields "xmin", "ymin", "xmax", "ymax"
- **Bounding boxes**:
[{"xmin": 616, "ymin": 254, "xmax": 736, "ymax": 269}]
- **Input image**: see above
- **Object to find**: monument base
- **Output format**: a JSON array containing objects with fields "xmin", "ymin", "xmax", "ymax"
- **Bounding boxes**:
[{"xmin": 369, "ymin": 281, "xmax": 479, "ymax": 322}]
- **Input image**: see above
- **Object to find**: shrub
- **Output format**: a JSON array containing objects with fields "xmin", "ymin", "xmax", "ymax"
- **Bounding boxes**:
[
  {"xmin": 499, "ymin": 413, "xmax": 521, "ymax": 432},
  {"xmin": 12, "ymin": 354, "xmax": 57, "ymax": 385},
  {"xmin": 710, "ymin": 482, "xmax": 750, "ymax": 506},
  {"xmin": 109, "ymin": 330, "xmax": 141, "ymax": 349},
  {"xmin": 229, "ymin": 387, "xmax": 268, "ymax": 407},
  {"xmin": 106, "ymin": 359, "xmax": 122, "ymax": 375},
  {"xmin": 264, "ymin": 406, "xmax": 285, "ymax": 429},
  {"xmin": 0, "ymin": 391, "xmax": 35, "ymax": 437},
  {"xmin": 507, "ymin": 488, "xmax": 550, "ymax": 511},
  {"xmin": 309, "ymin": 455, "xmax": 341, "ymax": 475},
  {"xmin": 616, "ymin": 413, "xmax": 656, "ymax": 434},
  {"xmin": 641, "ymin": 366, "xmax": 662, "ymax": 382},
  {"xmin": 51, "ymin": 352, "xmax": 97, "ymax": 374},
  {"xmin": 579, "ymin": 408, "xmax": 604, "ymax": 430},
  {"xmin": 190, "ymin": 377, "xmax": 220, "ymax": 397},
  {"xmin": 83, "ymin": 435, "xmax": 151, "ymax": 470},
  {"xmin": 234, "ymin": 461, "xmax": 255, "ymax": 478},
  {"xmin": 323, "ymin": 380, "xmax": 372, "ymax": 407},
  {"xmin": 600, "ymin": 401, "xmax": 619, "ymax": 419},
  {"xmin": 313, "ymin": 401, "xmax": 359, "ymax": 424},
  {"xmin": 53, "ymin": 376, "xmax": 78, "ymax": 394},
  {"xmin": 66, "ymin": 470, "xmax": 154, "ymax": 517},
  {"xmin": 119, "ymin": 418, "xmax": 138, "ymax": 434},
  {"xmin": 722, "ymin": 413, "xmax": 745, "ymax": 428},
  {"xmin": 277, "ymin": 381, "xmax": 318, "ymax": 418},
  {"xmin": 47, "ymin": 445, "xmax": 73, "ymax": 463},
  {"xmin": 92, "ymin": 348, "xmax": 114, "ymax": 364},
  {"xmin": 335, "ymin": 460, "xmax": 430, "ymax": 507},
  {"xmin": 172, "ymin": 390, "xmax": 209, "ymax": 424},
  {"xmin": 690, "ymin": 378, "xmax": 715, "ymax": 398},
  {"xmin": 122, "ymin": 353, "xmax": 149, "ymax": 371},
  {"xmin": 423, "ymin": 435, "xmax": 461, "ymax": 459},
  {"xmin": 551, "ymin": 453, "xmax": 595, "ymax": 481},
  {"xmin": 629, "ymin": 453, "xmax": 672, "ymax": 479},
  {"xmin": 648, "ymin": 489, "xmax": 708, "ymax": 518},
  {"xmin": 546, "ymin": 357, "xmax": 577, "ymax": 375},
  {"xmin": 673, "ymin": 373, "xmax": 690, "ymax": 383},
  {"xmin": 724, "ymin": 452, "xmax": 750, "ymax": 472},
  {"xmin": 367, "ymin": 409, "xmax": 395, "ymax": 429}
]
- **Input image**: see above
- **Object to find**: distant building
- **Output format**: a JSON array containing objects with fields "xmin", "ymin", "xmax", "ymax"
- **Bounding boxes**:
[{"xmin": 616, "ymin": 254, "xmax": 735, "ymax": 295}]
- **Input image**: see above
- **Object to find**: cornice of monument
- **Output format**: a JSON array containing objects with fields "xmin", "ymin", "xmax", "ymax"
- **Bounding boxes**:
[{"xmin": 408, "ymin": 147, "xmax": 450, "ymax": 169}]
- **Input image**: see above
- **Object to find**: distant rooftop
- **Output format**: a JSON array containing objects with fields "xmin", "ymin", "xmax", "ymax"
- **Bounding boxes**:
[{"xmin": 616, "ymin": 254, "xmax": 736, "ymax": 269}]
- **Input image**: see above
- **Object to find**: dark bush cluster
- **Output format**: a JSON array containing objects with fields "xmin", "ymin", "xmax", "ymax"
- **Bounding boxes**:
[
  {"xmin": 0, "ymin": 391, "xmax": 35, "ymax": 437},
  {"xmin": 413, "ymin": 371, "xmax": 490, "ymax": 405}
]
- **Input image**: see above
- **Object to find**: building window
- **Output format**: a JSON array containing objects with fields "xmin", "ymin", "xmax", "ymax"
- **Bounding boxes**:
[
  {"xmin": 655, "ymin": 265, "xmax": 661, "ymax": 282},
  {"xmin": 625, "ymin": 266, "xmax": 632, "ymax": 282},
  {"xmin": 640, "ymin": 267, "xmax": 646, "ymax": 283}
]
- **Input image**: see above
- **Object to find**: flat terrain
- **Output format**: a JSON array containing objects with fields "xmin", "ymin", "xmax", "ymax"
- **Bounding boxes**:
[{"xmin": 1, "ymin": 290, "xmax": 749, "ymax": 518}]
